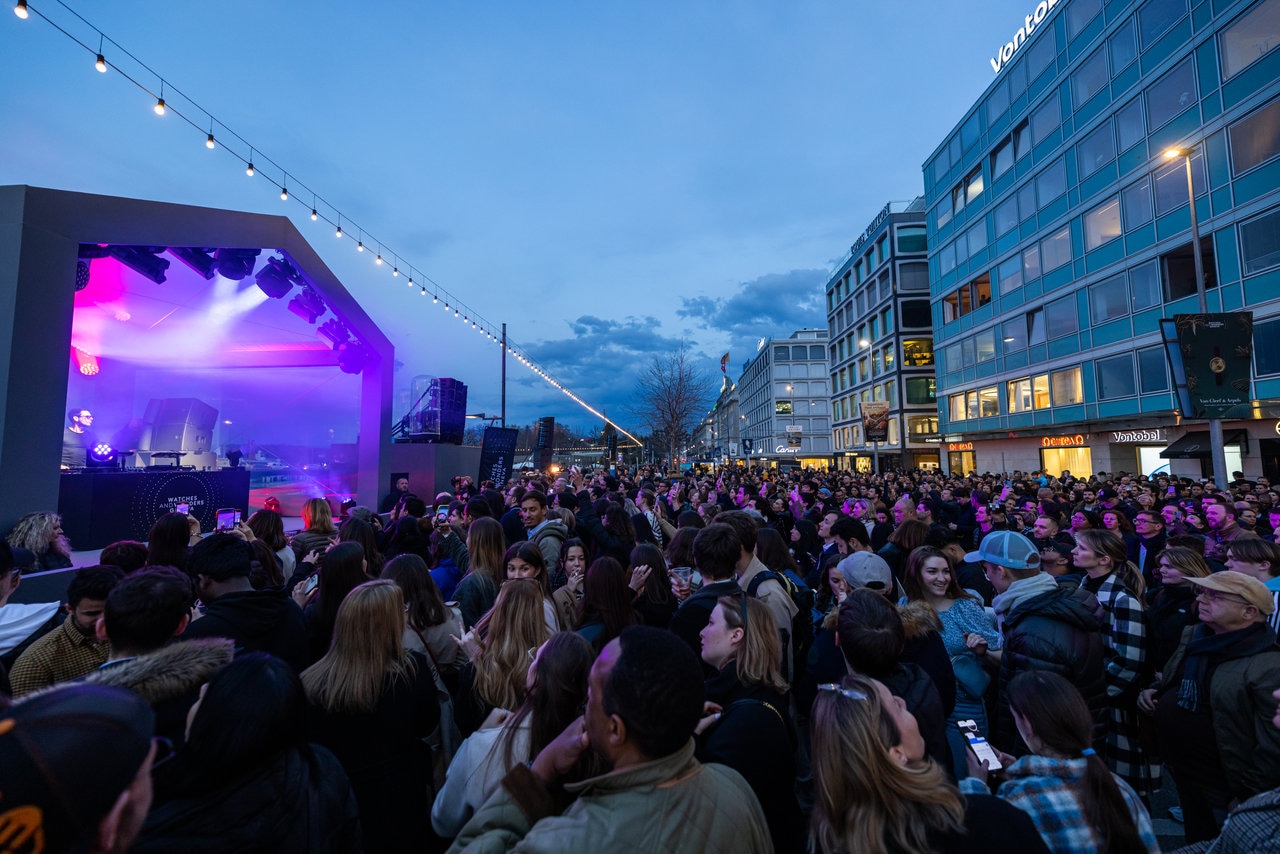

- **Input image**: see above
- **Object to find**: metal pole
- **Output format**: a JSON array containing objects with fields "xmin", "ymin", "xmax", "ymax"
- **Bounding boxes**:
[
  {"xmin": 500, "ymin": 323, "xmax": 507, "ymax": 428},
  {"xmin": 1183, "ymin": 150, "xmax": 1228, "ymax": 489},
  {"xmin": 873, "ymin": 440, "xmax": 879, "ymax": 475}
]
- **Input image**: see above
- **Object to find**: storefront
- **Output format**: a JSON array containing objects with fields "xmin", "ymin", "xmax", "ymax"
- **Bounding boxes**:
[
  {"xmin": 1106, "ymin": 429, "xmax": 1171, "ymax": 477},
  {"xmin": 946, "ymin": 441, "xmax": 976, "ymax": 476},
  {"xmin": 1038, "ymin": 434, "xmax": 1092, "ymax": 478}
]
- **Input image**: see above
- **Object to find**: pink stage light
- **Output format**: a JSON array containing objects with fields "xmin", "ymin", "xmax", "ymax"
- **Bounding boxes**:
[{"xmin": 72, "ymin": 346, "xmax": 100, "ymax": 376}]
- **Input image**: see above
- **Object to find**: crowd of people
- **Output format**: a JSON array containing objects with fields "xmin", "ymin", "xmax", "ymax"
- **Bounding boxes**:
[{"xmin": 3, "ymin": 463, "xmax": 1280, "ymax": 853}]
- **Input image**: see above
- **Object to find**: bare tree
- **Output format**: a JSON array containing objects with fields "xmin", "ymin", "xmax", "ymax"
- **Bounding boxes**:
[{"xmin": 630, "ymin": 342, "xmax": 715, "ymax": 470}]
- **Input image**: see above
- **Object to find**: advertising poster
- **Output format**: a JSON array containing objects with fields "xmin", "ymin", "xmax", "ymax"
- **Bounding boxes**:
[
  {"xmin": 861, "ymin": 401, "xmax": 890, "ymax": 443},
  {"xmin": 1174, "ymin": 313, "xmax": 1253, "ymax": 418}
]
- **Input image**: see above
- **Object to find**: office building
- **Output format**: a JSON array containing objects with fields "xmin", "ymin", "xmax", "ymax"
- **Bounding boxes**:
[
  {"xmin": 738, "ymin": 329, "xmax": 831, "ymax": 468},
  {"xmin": 925, "ymin": 0, "xmax": 1280, "ymax": 479},
  {"xmin": 825, "ymin": 200, "xmax": 941, "ymax": 472}
]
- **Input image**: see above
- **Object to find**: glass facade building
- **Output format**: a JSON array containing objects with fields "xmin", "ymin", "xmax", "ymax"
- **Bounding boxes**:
[
  {"xmin": 925, "ymin": 0, "xmax": 1280, "ymax": 479},
  {"xmin": 824, "ymin": 200, "xmax": 942, "ymax": 472},
  {"xmin": 738, "ymin": 329, "xmax": 831, "ymax": 469}
]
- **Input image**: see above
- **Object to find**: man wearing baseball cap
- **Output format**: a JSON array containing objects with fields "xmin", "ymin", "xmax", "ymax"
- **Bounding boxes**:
[
  {"xmin": 1138, "ymin": 570, "xmax": 1280, "ymax": 843},
  {"xmin": 0, "ymin": 683, "xmax": 157, "ymax": 853},
  {"xmin": 964, "ymin": 529, "xmax": 1106, "ymax": 755}
]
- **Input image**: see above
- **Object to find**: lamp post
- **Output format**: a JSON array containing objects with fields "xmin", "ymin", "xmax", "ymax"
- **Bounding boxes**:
[
  {"xmin": 1164, "ymin": 145, "xmax": 1228, "ymax": 489},
  {"xmin": 859, "ymin": 338, "xmax": 879, "ymax": 475}
]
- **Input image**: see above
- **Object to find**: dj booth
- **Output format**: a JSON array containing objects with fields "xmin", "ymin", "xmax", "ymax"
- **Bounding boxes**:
[{"xmin": 59, "ymin": 469, "xmax": 251, "ymax": 550}]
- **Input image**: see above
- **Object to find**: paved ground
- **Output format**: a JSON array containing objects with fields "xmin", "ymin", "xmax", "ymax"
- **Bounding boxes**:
[{"xmin": 1151, "ymin": 768, "xmax": 1190, "ymax": 851}]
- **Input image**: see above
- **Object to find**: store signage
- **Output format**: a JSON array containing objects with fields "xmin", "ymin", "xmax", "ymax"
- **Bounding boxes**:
[
  {"xmin": 775, "ymin": 446, "xmax": 801, "ymax": 454},
  {"xmin": 1040, "ymin": 434, "xmax": 1085, "ymax": 448},
  {"xmin": 1111, "ymin": 429, "xmax": 1165, "ymax": 443},
  {"xmin": 990, "ymin": 0, "xmax": 1061, "ymax": 74},
  {"xmin": 947, "ymin": 442, "xmax": 974, "ymax": 452},
  {"xmin": 850, "ymin": 204, "xmax": 892, "ymax": 257}
]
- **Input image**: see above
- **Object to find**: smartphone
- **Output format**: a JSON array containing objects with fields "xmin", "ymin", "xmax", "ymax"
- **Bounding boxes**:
[
  {"xmin": 175, "ymin": 503, "xmax": 190, "ymax": 515},
  {"xmin": 215, "ymin": 508, "xmax": 238, "ymax": 531},
  {"xmin": 435, "ymin": 504, "xmax": 450, "ymax": 524},
  {"xmin": 957, "ymin": 719, "xmax": 1002, "ymax": 770},
  {"xmin": 303, "ymin": 573, "xmax": 319, "ymax": 595}
]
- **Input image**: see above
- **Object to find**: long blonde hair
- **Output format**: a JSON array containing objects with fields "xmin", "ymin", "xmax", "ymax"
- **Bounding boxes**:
[
  {"xmin": 466, "ymin": 517, "xmax": 507, "ymax": 590},
  {"xmin": 301, "ymin": 580, "xmax": 416, "ymax": 714},
  {"xmin": 472, "ymin": 579, "xmax": 552, "ymax": 713},
  {"xmin": 810, "ymin": 674, "xmax": 965, "ymax": 854},
  {"xmin": 301, "ymin": 498, "xmax": 336, "ymax": 535},
  {"xmin": 7, "ymin": 512, "xmax": 70, "ymax": 562},
  {"xmin": 715, "ymin": 596, "xmax": 787, "ymax": 693}
]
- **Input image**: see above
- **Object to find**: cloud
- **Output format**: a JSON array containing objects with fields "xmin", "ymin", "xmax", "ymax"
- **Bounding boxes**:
[{"xmin": 676, "ymin": 269, "xmax": 828, "ymax": 343}]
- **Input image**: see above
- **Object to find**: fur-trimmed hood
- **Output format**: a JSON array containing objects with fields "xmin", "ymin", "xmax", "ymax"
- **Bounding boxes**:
[
  {"xmin": 86, "ymin": 638, "xmax": 233, "ymax": 706},
  {"xmin": 898, "ymin": 600, "xmax": 943, "ymax": 641}
]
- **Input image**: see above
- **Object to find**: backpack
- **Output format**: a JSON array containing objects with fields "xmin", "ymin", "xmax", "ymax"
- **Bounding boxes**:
[{"xmin": 746, "ymin": 569, "xmax": 815, "ymax": 685}]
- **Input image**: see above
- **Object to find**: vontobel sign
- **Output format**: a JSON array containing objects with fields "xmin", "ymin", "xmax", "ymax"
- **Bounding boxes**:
[{"xmin": 990, "ymin": 0, "xmax": 1061, "ymax": 73}]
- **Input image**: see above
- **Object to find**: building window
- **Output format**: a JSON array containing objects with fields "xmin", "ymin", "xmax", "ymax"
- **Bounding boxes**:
[
  {"xmin": 1008, "ymin": 374, "xmax": 1049, "ymax": 411},
  {"xmin": 935, "ymin": 197, "xmax": 952, "ymax": 230},
  {"xmin": 1041, "ymin": 226, "xmax": 1072, "ymax": 272},
  {"xmin": 1078, "ymin": 120, "xmax": 1117, "ymax": 180},
  {"xmin": 908, "ymin": 415, "xmax": 939, "ymax": 436},
  {"xmin": 1111, "ymin": 18, "xmax": 1139, "ymax": 71},
  {"xmin": 902, "ymin": 339, "xmax": 934, "ymax": 367},
  {"xmin": 995, "ymin": 197, "xmax": 1019, "ymax": 236},
  {"xmin": 1221, "ymin": 0, "xmax": 1280, "ymax": 79},
  {"xmin": 1023, "ymin": 244, "xmax": 1042, "ymax": 281},
  {"xmin": 1116, "ymin": 98, "xmax": 1146, "ymax": 152},
  {"xmin": 1032, "ymin": 96, "xmax": 1062, "ymax": 145},
  {"xmin": 1072, "ymin": 48, "xmax": 1109, "ymax": 107},
  {"xmin": 1045, "ymin": 294, "xmax": 1079, "ymax": 339},
  {"xmin": 968, "ymin": 221, "xmax": 988, "ymax": 255},
  {"xmin": 992, "ymin": 137, "xmax": 1015, "ymax": 180},
  {"xmin": 978, "ymin": 386, "xmax": 1000, "ymax": 417},
  {"xmin": 1096, "ymin": 353, "xmax": 1138, "ymax": 398},
  {"xmin": 1130, "ymin": 259, "xmax": 1162, "ymax": 311},
  {"xmin": 1067, "ymin": 0, "xmax": 1103, "ymax": 38},
  {"xmin": 1018, "ymin": 183, "xmax": 1037, "ymax": 222},
  {"xmin": 897, "ymin": 225, "xmax": 927, "ymax": 253},
  {"xmin": 900, "ymin": 261, "xmax": 929, "ymax": 290},
  {"xmin": 1122, "ymin": 177, "xmax": 1153, "ymax": 230},
  {"xmin": 975, "ymin": 328, "xmax": 996, "ymax": 363},
  {"xmin": 1229, "ymin": 96, "xmax": 1280, "ymax": 176},
  {"xmin": 1003, "ymin": 316, "xmax": 1028, "ymax": 350},
  {"xmin": 1084, "ymin": 197, "xmax": 1122, "ymax": 250},
  {"xmin": 1028, "ymin": 308, "xmax": 1047, "ymax": 345},
  {"xmin": 1256, "ymin": 317, "xmax": 1280, "ymax": 375},
  {"xmin": 1052, "ymin": 366, "xmax": 1084, "ymax": 404},
  {"xmin": 1026, "ymin": 28, "xmax": 1057, "ymax": 79},
  {"xmin": 1139, "ymin": 0, "xmax": 1188, "ymax": 47},
  {"xmin": 905, "ymin": 377, "xmax": 937, "ymax": 405},
  {"xmin": 949, "ymin": 393, "xmax": 967, "ymax": 421},
  {"xmin": 902, "ymin": 300, "xmax": 931, "ymax": 328},
  {"xmin": 1154, "ymin": 150, "xmax": 1207, "ymax": 215},
  {"xmin": 997, "ymin": 255, "xmax": 1023, "ymax": 295},
  {"xmin": 965, "ymin": 168, "xmax": 985, "ymax": 203},
  {"xmin": 1146, "ymin": 57, "xmax": 1197, "ymax": 130},
  {"xmin": 1241, "ymin": 206, "xmax": 1280, "ymax": 275},
  {"xmin": 1089, "ymin": 273, "xmax": 1129, "ymax": 323},
  {"xmin": 1037, "ymin": 157, "xmax": 1068, "ymax": 204},
  {"xmin": 774, "ymin": 346, "xmax": 790, "ymax": 361},
  {"xmin": 1137, "ymin": 346, "xmax": 1170, "ymax": 392},
  {"xmin": 988, "ymin": 77, "xmax": 1011, "ymax": 123}
]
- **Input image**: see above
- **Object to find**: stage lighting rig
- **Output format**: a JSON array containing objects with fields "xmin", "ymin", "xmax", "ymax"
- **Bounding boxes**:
[
  {"xmin": 107, "ymin": 245, "xmax": 170, "ymax": 284},
  {"xmin": 213, "ymin": 247, "xmax": 261, "ymax": 281},
  {"xmin": 254, "ymin": 255, "xmax": 299, "ymax": 299},
  {"xmin": 336, "ymin": 340, "xmax": 368, "ymax": 374},
  {"xmin": 287, "ymin": 287, "xmax": 326, "ymax": 324},
  {"xmin": 316, "ymin": 318, "xmax": 349, "ymax": 349},
  {"xmin": 168, "ymin": 247, "xmax": 218, "ymax": 280}
]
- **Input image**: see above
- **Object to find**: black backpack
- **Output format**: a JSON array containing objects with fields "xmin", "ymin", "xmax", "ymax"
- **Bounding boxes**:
[{"xmin": 746, "ymin": 569, "xmax": 815, "ymax": 685}]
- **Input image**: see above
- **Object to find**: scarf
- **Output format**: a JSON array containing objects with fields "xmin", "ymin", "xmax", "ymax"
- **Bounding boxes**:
[
  {"xmin": 992, "ymin": 571, "xmax": 1061, "ymax": 629},
  {"xmin": 1177, "ymin": 621, "xmax": 1278, "ymax": 712}
]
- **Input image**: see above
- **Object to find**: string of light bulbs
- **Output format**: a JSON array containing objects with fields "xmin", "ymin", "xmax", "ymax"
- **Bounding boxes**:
[{"xmin": 12, "ymin": 0, "xmax": 642, "ymax": 446}]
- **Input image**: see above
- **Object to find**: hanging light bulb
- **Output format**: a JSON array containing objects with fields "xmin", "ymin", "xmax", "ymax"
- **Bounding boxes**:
[
  {"xmin": 246, "ymin": 148, "xmax": 254, "ymax": 177},
  {"xmin": 154, "ymin": 97, "xmax": 165, "ymax": 115},
  {"xmin": 206, "ymin": 132, "xmax": 215, "ymax": 149},
  {"xmin": 280, "ymin": 185, "xmax": 288, "ymax": 201},
  {"xmin": 335, "ymin": 220, "xmax": 343, "ymax": 238},
  {"xmin": 392, "ymin": 266, "xmax": 399, "ymax": 277},
  {"xmin": 310, "ymin": 208, "xmax": 318, "ymax": 221},
  {"xmin": 433, "ymin": 294, "xmax": 438, "ymax": 304},
  {"xmin": 357, "ymin": 241, "xmax": 364, "ymax": 252},
  {"xmin": 421, "ymin": 286, "xmax": 427, "ymax": 296},
  {"xmin": 14, "ymin": 0, "xmax": 29, "ymax": 19},
  {"xmin": 407, "ymin": 277, "xmax": 414, "ymax": 287},
  {"xmin": 375, "ymin": 254, "xmax": 383, "ymax": 265}
]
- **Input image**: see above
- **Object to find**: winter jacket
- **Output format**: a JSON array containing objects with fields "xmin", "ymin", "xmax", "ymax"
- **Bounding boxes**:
[
  {"xmin": 180, "ymin": 589, "xmax": 309, "ymax": 672},
  {"xmin": 995, "ymin": 585, "xmax": 1106, "ymax": 754},
  {"xmin": 450, "ymin": 739, "xmax": 771, "ymax": 853},
  {"xmin": 696, "ymin": 663, "xmax": 804, "ymax": 854},
  {"xmin": 883, "ymin": 660, "xmax": 955, "ymax": 776},
  {"xmin": 136, "ymin": 744, "xmax": 361, "ymax": 854}
]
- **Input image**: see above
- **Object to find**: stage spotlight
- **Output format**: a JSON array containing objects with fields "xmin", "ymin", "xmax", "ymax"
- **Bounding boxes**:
[
  {"xmin": 254, "ymin": 256, "xmax": 298, "ymax": 299},
  {"xmin": 90, "ymin": 443, "xmax": 116, "ymax": 463},
  {"xmin": 316, "ymin": 318, "xmax": 349, "ymax": 349},
  {"xmin": 75, "ymin": 260, "xmax": 91, "ymax": 291},
  {"xmin": 213, "ymin": 247, "xmax": 261, "ymax": 281},
  {"xmin": 107, "ymin": 245, "xmax": 170, "ymax": 284},
  {"xmin": 287, "ymin": 287, "xmax": 326, "ymax": 324},
  {"xmin": 72, "ymin": 346, "xmax": 99, "ymax": 376},
  {"xmin": 336, "ymin": 340, "xmax": 368, "ymax": 374},
  {"xmin": 168, "ymin": 246, "xmax": 218, "ymax": 279}
]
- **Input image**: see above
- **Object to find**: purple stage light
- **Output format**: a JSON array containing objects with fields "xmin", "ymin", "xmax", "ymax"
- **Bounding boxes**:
[
  {"xmin": 287, "ymin": 287, "xmax": 326, "ymax": 324},
  {"xmin": 254, "ymin": 256, "xmax": 297, "ymax": 299}
]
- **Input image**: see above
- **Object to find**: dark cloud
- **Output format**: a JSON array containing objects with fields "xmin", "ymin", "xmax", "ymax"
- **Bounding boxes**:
[{"xmin": 676, "ymin": 269, "xmax": 828, "ymax": 344}]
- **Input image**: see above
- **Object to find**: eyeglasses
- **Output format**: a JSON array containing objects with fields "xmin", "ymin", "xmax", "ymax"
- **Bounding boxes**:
[
  {"xmin": 1195, "ymin": 588, "xmax": 1251, "ymax": 606},
  {"xmin": 817, "ymin": 683, "xmax": 869, "ymax": 701}
]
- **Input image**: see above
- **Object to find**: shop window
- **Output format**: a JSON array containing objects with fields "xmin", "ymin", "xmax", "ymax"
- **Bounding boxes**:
[
  {"xmin": 1229, "ymin": 96, "xmax": 1280, "ymax": 176},
  {"xmin": 1051, "ymin": 366, "xmax": 1084, "ymax": 404},
  {"xmin": 1220, "ymin": 0, "xmax": 1280, "ymax": 79},
  {"xmin": 1241, "ymin": 206, "xmax": 1280, "ymax": 275},
  {"xmin": 1042, "ymin": 447, "xmax": 1093, "ymax": 478}
]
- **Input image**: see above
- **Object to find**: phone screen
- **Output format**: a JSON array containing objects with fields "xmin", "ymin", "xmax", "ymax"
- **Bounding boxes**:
[
  {"xmin": 215, "ymin": 509, "xmax": 237, "ymax": 531},
  {"xmin": 957, "ymin": 719, "xmax": 1002, "ymax": 770},
  {"xmin": 175, "ymin": 503, "xmax": 190, "ymax": 515},
  {"xmin": 303, "ymin": 574, "xmax": 319, "ymax": 595},
  {"xmin": 435, "ymin": 504, "xmax": 450, "ymax": 523}
]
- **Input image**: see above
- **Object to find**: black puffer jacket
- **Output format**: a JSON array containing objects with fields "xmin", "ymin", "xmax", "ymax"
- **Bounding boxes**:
[{"xmin": 994, "ymin": 585, "xmax": 1106, "ymax": 754}]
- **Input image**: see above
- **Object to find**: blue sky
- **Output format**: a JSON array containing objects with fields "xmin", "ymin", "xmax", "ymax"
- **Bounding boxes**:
[{"xmin": 1, "ymin": 0, "xmax": 1035, "ymax": 434}]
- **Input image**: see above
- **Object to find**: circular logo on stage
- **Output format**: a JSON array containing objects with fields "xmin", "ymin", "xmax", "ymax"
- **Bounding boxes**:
[{"xmin": 132, "ymin": 473, "xmax": 216, "ymax": 532}]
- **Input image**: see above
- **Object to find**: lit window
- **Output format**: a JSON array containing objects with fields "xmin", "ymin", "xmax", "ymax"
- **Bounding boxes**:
[
  {"xmin": 1041, "ymin": 227, "xmax": 1072, "ymax": 272},
  {"xmin": 1084, "ymin": 197, "xmax": 1122, "ymax": 250},
  {"xmin": 1052, "ymin": 367, "xmax": 1084, "ymax": 404}
]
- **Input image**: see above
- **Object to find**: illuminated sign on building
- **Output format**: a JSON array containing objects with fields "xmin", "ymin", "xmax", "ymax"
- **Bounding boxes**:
[
  {"xmin": 1040, "ymin": 434, "xmax": 1086, "ymax": 448},
  {"xmin": 990, "ymin": 0, "xmax": 1061, "ymax": 74}
]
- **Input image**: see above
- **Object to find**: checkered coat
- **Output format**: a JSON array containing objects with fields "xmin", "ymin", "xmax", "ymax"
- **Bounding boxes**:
[{"xmin": 1093, "ymin": 570, "xmax": 1159, "ymax": 798}]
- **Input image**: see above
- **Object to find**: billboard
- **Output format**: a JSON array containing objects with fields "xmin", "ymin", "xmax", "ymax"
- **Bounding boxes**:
[
  {"xmin": 1173, "ymin": 313, "xmax": 1253, "ymax": 418},
  {"xmin": 861, "ymin": 401, "xmax": 890, "ymax": 443}
]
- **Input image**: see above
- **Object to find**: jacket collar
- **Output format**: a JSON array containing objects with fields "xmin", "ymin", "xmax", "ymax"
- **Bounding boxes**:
[{"xmin": 565, "ymin": 739, "xmax": 701, "ymax": 796}]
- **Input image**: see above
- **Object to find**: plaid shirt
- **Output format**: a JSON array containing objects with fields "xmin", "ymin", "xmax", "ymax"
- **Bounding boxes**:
[
  {"xmin": 8, "ymin": 614, "xmax": 109, "ymax": 696},
  {"xmin": 961, "ymin": 755, "xmax": 1159, "ymax": 853}
]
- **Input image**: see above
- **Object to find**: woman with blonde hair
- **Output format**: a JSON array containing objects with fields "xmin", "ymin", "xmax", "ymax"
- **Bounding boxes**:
[
  {"xmin": 1070, "ymin": 529, "xmax": 1155, "ymax": 800},
  {"xmin": 302, "ymin": 579, "xmax": 441, "ymax": 853},
  {"xmin": 696, "ymin": 595, "xmax": 803, "ymax": 853},
  {"xmin": 446, "ymin": 517, "xmax": 506, "ymax": 629},
  {"xmin": 809, "ymin": 673, "xmax": 1046, "ymax": 854},
  {"xmin": 7, "ymin": 511, "xmax": 72, "ymax": 570},
  {"xmin": 454, "ymin": 578, "xmax": 552, "ymax": 737},
  {"xmin": 291, "ymin": 498, "xmax": 337, "ymax": 559}
]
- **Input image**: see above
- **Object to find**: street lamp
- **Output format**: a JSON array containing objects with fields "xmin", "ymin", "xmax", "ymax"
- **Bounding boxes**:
[{"xmin": 1163, "ymin": 144, "xmax": 1228, "ymax": 489}]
